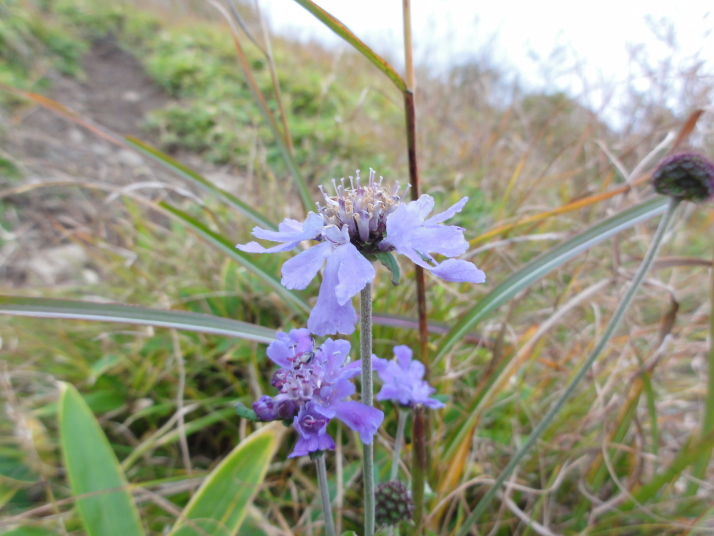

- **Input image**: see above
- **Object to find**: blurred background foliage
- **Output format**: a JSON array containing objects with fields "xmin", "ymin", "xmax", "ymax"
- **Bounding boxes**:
[{"xmin": 1, "ymin": 0, "xmax": 713, "ymax": 534}]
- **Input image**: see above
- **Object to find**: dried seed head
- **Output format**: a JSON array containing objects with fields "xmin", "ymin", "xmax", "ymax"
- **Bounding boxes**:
[
  {"xmin": 375, "ymin": 480, "xmax": 414, "ymax": 527},
  {"xmin": 652, "ymin": 152, "xmax": 714, "ymax": 203}
]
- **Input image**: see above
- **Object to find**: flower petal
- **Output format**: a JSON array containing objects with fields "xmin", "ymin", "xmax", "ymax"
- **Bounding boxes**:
[
  {"xmin": 334, "ymin": 243, "xmax": 375, "ymax": 306},
  {"xmin": 330, "ymin": 400, "xmax": 384, "ymax": 444},
  {"xmin": 236, "ymin": 213, "xmax": 324, "ymax": 253},
  {"xmin": 308, "ymin": 255, "xmax": 357, "ymax": 335},
  {"xmin": 393, "ymin": 345, "xmax": 413, "ymax": 371},
  {"xmin": 429, "ymin": 259, "xmax": 486, "ymax": 283},
  {"xmin": 424, "ymin": 196, "xmax": 468, "ymax": 225},
  {"xmin": 266, "ymin": 328, "xmax": 313, "ymax": 368},
  {"xmin": 281, "ymin": 241, "xmax": 332, "ymax": 290}
]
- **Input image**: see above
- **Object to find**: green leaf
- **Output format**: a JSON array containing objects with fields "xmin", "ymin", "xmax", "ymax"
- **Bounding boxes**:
[
  {"xmin": 0, "ymin": 528, "xmax": 58, "ymax": 536},
  {"xmin": 0, "ymin": 295, "xmax": 277, "ymax": 344},
  {"xmin": 159, "ymin": 202, "xmax": 310, "ymax": 315},
  {"xmin": 235, "ymin": 403, "xmax": 258, "ymax": 422},
  {"xmin": 168, "ymin": 423, "xmax": 282, "ymax": 536},
  {"xmin": 59, "ymin": 382, "xmax": 145, "ymax": 536},
  {"xmin": 434, "ymin": 196, "xmax": 669, "ymax": 362},
  {"xmin": 0, "ymin": 452, "xmax": 36, "ymax": 483},
  {"xmin": 124, "ymin": 137, "xmax": 277, "ymax": 231},
  {"xmin": 293, "ymin": 0, "xmax": 407, "ymax": 93},
  {"xmin": 373, "ymin": 251, "xmax": 400, "ymax": 286}
]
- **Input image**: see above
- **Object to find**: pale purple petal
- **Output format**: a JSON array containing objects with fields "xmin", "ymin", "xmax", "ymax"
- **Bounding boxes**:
[
  {"xmin": 289, "ymin": 404, "xmax": 335, "ymax": 458},
  {"xmin": 308, "ymin": 253, "xmax": 357, "ymax": 336},
  {"xmin": 266, "ymin": 328, "xmax": 313, "ymax": 368},
  {"xmin": 424, "ymin": 196, "xmax": 468, "ymax": 225},
  {"xmin": 372, "ymin": 356, "xmax": 390, "ymax": 373},
  {"xmin": 411, "ymin": 226, "xmax": 468, "ymax": 257},
  {"xmin": 393, "ymin": 345, "xmax": 413, "ymax": 371},
  {"xmin": 329, "ymin": 400, "xmax": 384, "ymax": 444},
  {"xmin": 410, "ymin": 194, "xmax": 435, "ymax": 219},
  {"xmin": 237, "ymin": 213, "xmax": 324, "ymax": 253},
  {"xmin": 430, "ymin": 259, "xmax": 486, "ymax": 283},
  {"xmin": 319, "ymin": 338, "xmax": 353, "ymax": 380},
  {"xmin": 281, "ymin": 241, "xmax": 332, "ymax": 290},
  {"xmin": 333, "ymin": 243, "xmax": 376, "ymax": 305}
]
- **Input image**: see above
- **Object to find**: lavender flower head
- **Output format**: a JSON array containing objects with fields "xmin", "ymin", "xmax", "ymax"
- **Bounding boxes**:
[
  {"xmin": 253, "ymin": 328, "xmax": 384, "ymax": 457},
  {"xmin": 374, "ymin": 345, "xmax": 444, "ymax": 409},
  {"xmin": 237, "ymin": 169, "xmax": 486, "ymax": 335}
]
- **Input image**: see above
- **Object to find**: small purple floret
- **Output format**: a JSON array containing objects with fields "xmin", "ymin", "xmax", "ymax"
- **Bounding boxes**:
[
  {"xmin": 236, "ymin": 169, "xmax": 485, "ymax": 336},
  {"xmin": 374, "ymin": 345, "xmax": 445, "ymax": 409}
]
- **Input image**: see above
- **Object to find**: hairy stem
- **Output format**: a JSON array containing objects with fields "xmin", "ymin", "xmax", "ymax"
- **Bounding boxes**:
[
  {"xmin": 456, "ymin": 197, "xmax": 681, "ymax": 536},
  {"xmin": 391, "ymin": 409, "xmax": 409, "ymax": 481},
  {"xmin": 315, "ymin": 455, "xmax": 336, "ymax": 536},
  {"xmin": 360, "ymin": 283, "xmax": 375, "ymax": 536}
]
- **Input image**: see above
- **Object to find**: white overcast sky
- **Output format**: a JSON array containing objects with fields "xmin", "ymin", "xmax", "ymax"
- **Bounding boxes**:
[{"xmin": 259, "ymin": 0, "xmax": 713, "ymax": 116}]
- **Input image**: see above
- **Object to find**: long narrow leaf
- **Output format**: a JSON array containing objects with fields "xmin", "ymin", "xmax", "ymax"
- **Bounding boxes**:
[
  {"xmin": 169, "ymin": 423, "xmax": 282, "ymax": 536},
  {"xmin": 0, "ymin": 296, "xmax": 276, "ymax": 344},
  {"xmin": 160, "ymin": 202, "xmax": 310, "ymax": 314},
  {"xmin": 125, "ymin": 137, "xmax": 276, "ymax": 230},
  {"xmin": 293, "ymin": 0, "xmax": 407, "ymax": 93},
  {"xmin": 59, "ymin": 382, "xmax": 145, "ymax": 536},
  {"xmin": 435, "ymin": 196, "xmax": 669, "ymax": 362}
]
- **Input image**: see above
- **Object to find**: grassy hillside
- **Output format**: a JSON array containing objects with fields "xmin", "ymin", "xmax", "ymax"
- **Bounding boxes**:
[{"xmin": 1, "ymin": 1, "xmax": 713, "ymax": 535}]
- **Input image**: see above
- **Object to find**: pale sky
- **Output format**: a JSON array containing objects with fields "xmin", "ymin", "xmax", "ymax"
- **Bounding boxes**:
[{"xmin": 260, "ymin": 0, "xmax": 713, "ymax": 121}]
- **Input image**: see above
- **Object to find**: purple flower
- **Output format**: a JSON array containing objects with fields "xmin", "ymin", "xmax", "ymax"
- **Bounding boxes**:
[
  {"xmin": 237, "ymin": 169, "xmax": 485, "ymax": 336},
  {"xmin": 374, "ymin": 345, "xmax": 445, "ymax": 409},
  {"xmin": 259, "ymin": 328, "xmax": 384, "ymax": 457}
]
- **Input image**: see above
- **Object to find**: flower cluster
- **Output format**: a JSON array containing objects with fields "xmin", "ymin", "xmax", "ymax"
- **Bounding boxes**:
[
  {"xmin": 237, "ymin": 169, "xmax": 486, "ymax": 336},
  {"xmin": 253, "ymin": 329, "xmax": 384, "ymax": 457},
  {"xmin": 374, "ymin": 345, "xmax": 444, "ymax": 409}
]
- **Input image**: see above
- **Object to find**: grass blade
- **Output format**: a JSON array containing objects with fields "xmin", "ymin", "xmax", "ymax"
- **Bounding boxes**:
[
  {"xmin": 435, "ymin": 196, "xmax": 669, "ymax": 363},
  {"xmin": 0, "ymin": 296, "xmax": 276, "ymax": 343},
  {"xmin": 169, "ymin": 423, "xmax": 283, "ymax": 536},
  {"xmin": 125, "ymin": 137, "xmax": 276, "ymax": 230},
  {"xmin": 59, "ymin": 382, "xmax": 145, "ymax": 536},
  {"xmin": 293, "ymin": 0, "xmax": 407, "ymax": 93},
  {"xmin": 160, "ymin": 202, "xmax": 310, "ymax": 315}
]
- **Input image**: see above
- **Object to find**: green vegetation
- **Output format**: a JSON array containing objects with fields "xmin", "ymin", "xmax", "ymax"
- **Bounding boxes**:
[{"xmin": 1, "ymin": 0, "xmax": 713, "ymax": 535}]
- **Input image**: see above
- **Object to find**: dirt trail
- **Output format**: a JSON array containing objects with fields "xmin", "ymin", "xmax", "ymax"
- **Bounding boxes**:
[{"xmin": 0, "ymin": 37, "xmax": 171, "ymax": 287}]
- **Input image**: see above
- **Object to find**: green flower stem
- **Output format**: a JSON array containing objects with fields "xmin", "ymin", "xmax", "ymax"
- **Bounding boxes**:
[
  {"xmin": 411, "ymin": 404, "xmax": 426, "ymax": 536},
  {"xmin": 455, "ymin": 197, "xmax": 680, "ymax": 536},
  {"xmin": 315, "ymin": 455, "xmax": 337, "ymax": 536},
  {"xmin": 391, "ymin": 409, "xmax": 409, "ymax": 481},
  {"xmin": 360, "ymin": 283, "xmax": 375, "ymax": 536}
]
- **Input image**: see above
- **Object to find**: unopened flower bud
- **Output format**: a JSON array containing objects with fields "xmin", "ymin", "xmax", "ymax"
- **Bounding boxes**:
[
  {"xmin": 253, "ymin": 395, "xmax": 278, "ymax": 421},
  {"xmin": 274, "ymin": 398, "xmax": 299, "ymax": 420},
  {"xmin": 652, "ymin": 152, "xmax": 714, "ymax": 203},
  {"xmin": 375, "ymin": 481, "xmax": 414, "ymax": 527}
]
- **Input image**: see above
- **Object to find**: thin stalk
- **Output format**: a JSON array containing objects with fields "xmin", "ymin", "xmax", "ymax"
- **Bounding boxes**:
[
  {"xmin": 360, "ymin": 283, "xmax": 375, "ymax": 536},
  {"xmin": 402, "ymin": 0, "xmax": 428, "ymax": 364},
  {"xmin": 411, "ymin": 404, "xmax": 426, "ymax": 536},
  {"xmin": 687, "ymin": 244, "xmax": 714, "ymax": 494},
  {"xmin": 455, "ymin": 197, "xmax": 681, "ymax": 536},
  {"xmin": 391, "ymin": 409, "xmax": 409, "ymax": 481},
  {"xmin": 316, "ymin": 455, "xmax": 337, "ymax": 536}
]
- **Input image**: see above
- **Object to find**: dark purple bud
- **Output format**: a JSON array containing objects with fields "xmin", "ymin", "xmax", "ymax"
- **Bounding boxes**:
[
  {"xmin": 275, "ymin": 398, "xmax": 299, "ymax": 420},
  {"xmin": 253, "ymin": 395, "xmax": 278, "ymax": 422},
  {"xmin": 271, "ymin": 369, "xmax": 290, "ymax": 391},
  {"xmin": 652, "ymin": 152, "xmax": 714, "ymax": 203}
]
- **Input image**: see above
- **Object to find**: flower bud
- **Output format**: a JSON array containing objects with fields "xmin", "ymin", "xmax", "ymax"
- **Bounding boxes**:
[
  {"xmin": 652, "ymin": 152, "xmax": 714, "ymax": 203},
  {"xmin": 253, "ymin": 395, "xmax": 278, "ymax": 421},
  {"xmin": 375, "ymin": 481, "xmax": 414, "ymax": 527}
]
